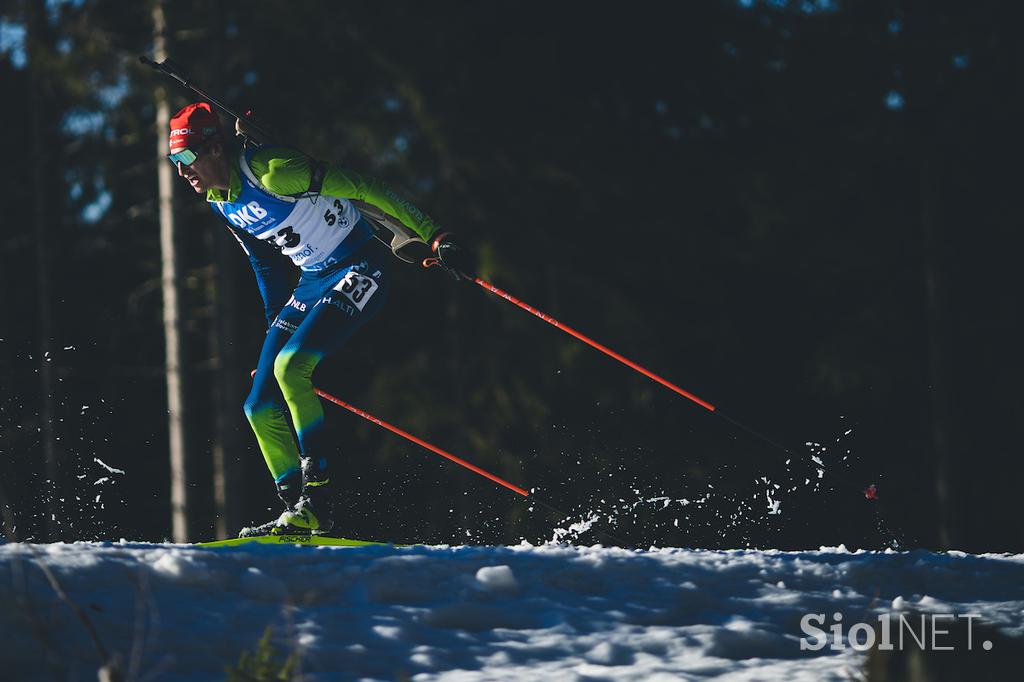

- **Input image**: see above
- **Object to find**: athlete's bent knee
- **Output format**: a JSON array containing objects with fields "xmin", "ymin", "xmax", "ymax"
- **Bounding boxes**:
[
  {"xmin": 273, "ymin": 349, "xmax": 317, "ymax": 396},
  {"xmin": 242, "ymin": 391, "xmax": 262, "ymax": 420}
]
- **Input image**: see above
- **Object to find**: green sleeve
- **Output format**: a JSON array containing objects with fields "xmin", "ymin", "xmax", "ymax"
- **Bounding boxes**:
[{"xmin": 250, "ymin": 147, "xmax": 443, "ymax": 241}]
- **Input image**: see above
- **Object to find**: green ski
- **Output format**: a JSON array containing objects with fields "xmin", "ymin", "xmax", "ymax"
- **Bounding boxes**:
[{"xmin": 197, "ymin": 534, "xmax": 397, "ymax": 548}]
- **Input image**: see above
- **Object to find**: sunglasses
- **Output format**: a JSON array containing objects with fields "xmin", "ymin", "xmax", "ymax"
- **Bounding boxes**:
[{"xmin": 167, "ymin": 147, "xmax": 200, "ymax": 166}]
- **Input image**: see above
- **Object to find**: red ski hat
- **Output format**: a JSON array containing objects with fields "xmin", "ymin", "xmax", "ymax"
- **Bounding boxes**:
[{"xmin": 168, "ymin": 102, "xmax": 221, "ymax": 152}]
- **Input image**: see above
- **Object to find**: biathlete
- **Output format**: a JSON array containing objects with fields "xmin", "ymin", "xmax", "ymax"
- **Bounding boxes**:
[{"xmin": 167, "ymin": 102, "xmax": 471, "ymax": 537}]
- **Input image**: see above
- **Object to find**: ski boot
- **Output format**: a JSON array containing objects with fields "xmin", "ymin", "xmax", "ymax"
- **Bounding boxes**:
[
  {"xmin": 289, "ymin": 456, "xmax": 335, "ymax": 535},
  {"xmin": 237, "ymin": 471, "xmax": 303, "ymax": 538}
]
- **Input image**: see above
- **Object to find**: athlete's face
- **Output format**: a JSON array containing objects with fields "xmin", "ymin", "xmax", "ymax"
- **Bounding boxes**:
[{"xmin": 175, "ymin": 141, "xmax": 229, "ymax": 193}]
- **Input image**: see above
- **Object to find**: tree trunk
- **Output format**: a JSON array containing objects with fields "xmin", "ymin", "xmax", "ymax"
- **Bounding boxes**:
[
  {"xmin": 920, "ymin": 158, "xmax": 959, "ymax": 549},
  {"xmin": 209, "ymin": 235, "xmax": 246, "ymax": 538},
  {"xmin": 27, "ymin": 0, "xmax": 60, "ymax": 540},
  {"xmin": 153, "ymin": 0, "xmax": 190, "ymax": 543}
]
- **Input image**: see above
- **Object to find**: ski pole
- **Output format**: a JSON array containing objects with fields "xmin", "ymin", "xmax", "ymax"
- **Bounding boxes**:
[
  {"xmin": 465, "ymin": 274, "xmax": 794, "ymax": 451},
  {"xmin": 316, "ymin": 379, "xmax": 638, "ymax": 544},
  {"xmin": 470, "ymin": 276, "xmax": 717, "ymax": 412},
  {"xmin": 314, "ymin": 385, "xmax": 635, "ymax": 545},
  {"xmin": 427, "ymin": 266, "xmax": 882, "ymax": 500},
  {"xmin": 244, "ymin": 368, "xmax": 527, "ymax": 495},
  {"xmin": 418, "ymin": 262, "xmax": 722, "ymax": 413},
  {"xmin": 314, "ymin": 384, "xmax": 530, "ymax": 497},
  {"xmin": 310, "ymin": 383, "xmax": 637, "ymax": 545}
]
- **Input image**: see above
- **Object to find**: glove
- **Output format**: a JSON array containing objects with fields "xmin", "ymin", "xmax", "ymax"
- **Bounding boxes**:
[{"xmin": 431, "ymin": 232, "xmax": 476, "ymax": 281}]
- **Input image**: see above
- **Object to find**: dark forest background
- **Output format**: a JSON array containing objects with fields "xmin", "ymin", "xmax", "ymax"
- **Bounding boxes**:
[{"xmin": 1, "ymin": 0, "xmax": 1021, "ymax": 551}]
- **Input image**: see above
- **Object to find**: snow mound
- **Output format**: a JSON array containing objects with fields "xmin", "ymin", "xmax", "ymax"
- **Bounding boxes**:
[
  {"xmin": 1, "ymin": 542, "xmax": 1022, "ymax": 680},
  {"xmin": 474, "ymin": 564, "xmax": 518, "ymax": 592}
]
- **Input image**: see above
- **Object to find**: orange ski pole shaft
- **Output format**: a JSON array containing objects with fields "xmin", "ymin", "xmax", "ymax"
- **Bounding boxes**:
[
  {"xmin": 315, "ymin": 386, "xmax": 530, "ymax": 498},
  {"xmin": 247, "ymin": 369, "xmax": 529, "ymax": 497},
  {"xmin": 463, "ymin": 275, "xmax": 880, "ymax": 500},
  {"xmin": 313, "ymin": 382, "xmax": 632, "ymax": 544},
  {"xmin": 467, "ymin": 276, "xmax": 794, "ymax": 458},
  {"xmin": 420, "ymin": 266, "xmax": 886, "ymax": 506},
  {"xmin": 471, "ymin": 276, "xmax": 717, "ymax": 412}
]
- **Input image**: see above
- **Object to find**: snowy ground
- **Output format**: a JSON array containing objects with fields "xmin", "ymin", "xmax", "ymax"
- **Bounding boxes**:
[{"xmin": 1, "ymin": 541, "xmax": 1023, "ymax": 681}]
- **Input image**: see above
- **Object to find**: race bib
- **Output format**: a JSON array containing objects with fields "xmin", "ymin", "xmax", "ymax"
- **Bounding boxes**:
[{"xmin": 332, "ymin": 271, "xmax": 379, "ymax": 311}]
